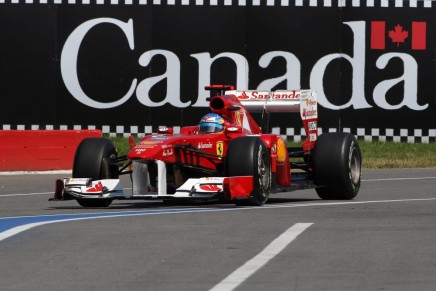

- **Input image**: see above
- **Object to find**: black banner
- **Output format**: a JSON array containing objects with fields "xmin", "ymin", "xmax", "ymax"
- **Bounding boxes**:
[{"xmin": 0, "ymin": 1, "xmax": 435, "ymax": 141}]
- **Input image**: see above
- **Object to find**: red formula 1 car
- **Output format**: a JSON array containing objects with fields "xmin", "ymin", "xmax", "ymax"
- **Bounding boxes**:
[{"xmin": 54, "ymin": 85, "xmax": 362, "ymax": 207}]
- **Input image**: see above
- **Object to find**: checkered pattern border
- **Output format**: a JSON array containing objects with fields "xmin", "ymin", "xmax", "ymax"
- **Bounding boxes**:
[
  {"xmin": 271, "ymin": 127, "xmax": 436, "ymax": 143},
  {"xmin": 2, "ymin": 124, "xmax": 436, "ymax": 143},
  {"xmin": 0, "ymin": 0, "xmax": 433, "ymax": 8}
]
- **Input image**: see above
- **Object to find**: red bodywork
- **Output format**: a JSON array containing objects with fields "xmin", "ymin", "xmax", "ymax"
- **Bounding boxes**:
[{"xmin": 126, "ymin": 85, "xmax": 317, "ymax": 199}]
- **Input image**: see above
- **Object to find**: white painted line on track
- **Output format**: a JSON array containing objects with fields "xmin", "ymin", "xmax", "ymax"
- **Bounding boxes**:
[
  {"xmin": 209, "ymin": 223, "xmax": 313, "ymax": 291},
  {"xmin": 264, "ymin": 197, "xmax": 436, "ymax": 208},
  {"xmin": 0, "ymin": 192, "xmax": 53, "ymax": 197},
  {"xmin": 0, "ymin": 170, "xmax": 71, "ymax": 176},
  {"xmin": 0, "ymin": 208, "xmax": 232, "ymax": 242},
  {"xmin": 363, "ymin": 176, "xmax": 436, "ymax": 182},
  {"xmin": 0, "ymin": 198, "xmax": 435, "ymax": 242},
  {"xmin": 0, "ymin": 221, "xmax": 61, "ymax": 242}
]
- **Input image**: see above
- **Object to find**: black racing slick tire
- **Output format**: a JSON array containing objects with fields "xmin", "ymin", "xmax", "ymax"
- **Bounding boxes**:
[
  {"xmin": 312, "ymin": 133, "xmax": 362, "ymax": 200},
  {"xmin": 226, "ymin": 136, "xmax": 271, "ymax": 206},
  {"xmin": 72, "ymin": 138, "xmax": 119, "ymax": 207},
  {"xmin": 76, "ymin": 198, "xmax": 113, "ymax": 208}
]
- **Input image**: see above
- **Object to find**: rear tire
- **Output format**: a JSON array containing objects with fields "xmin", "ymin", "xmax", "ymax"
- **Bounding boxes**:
[
  {"xmin": 312, "ymin": 133, "xmax": 361, "ymax": 200},
  {"xmin": 226, "ymin": 137, "xmax": 271, "ymax": 206},
  {"xmin": 73, "ymin": 138, "xmax": 118, "ymax": 207}
]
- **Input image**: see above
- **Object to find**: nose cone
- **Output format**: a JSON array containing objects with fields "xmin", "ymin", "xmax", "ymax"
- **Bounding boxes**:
[{"xmin": 127, "ymin": 136, "xmax": 178, "ymax": 161}]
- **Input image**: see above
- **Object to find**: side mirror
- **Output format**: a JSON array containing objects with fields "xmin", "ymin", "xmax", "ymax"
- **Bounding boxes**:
[{"xmin": 225, "ymin": 126, "xmax": 243, "ymax": 134}]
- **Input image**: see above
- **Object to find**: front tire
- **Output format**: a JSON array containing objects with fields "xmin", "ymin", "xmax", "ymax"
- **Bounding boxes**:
[
  {"xmin": 73, "ymin": 138, "xmax": 118, "ymax": 207},
  {"xmin": 76, "ymin": 198, "xmax": 113, "ymax": 208},
  {"xmin": 312, "ymin": 133, "xmax": 362, "ymax": 200},
  {"xmin": 226, "ymin": 137, "xmax": 271, "ymax": 206}
]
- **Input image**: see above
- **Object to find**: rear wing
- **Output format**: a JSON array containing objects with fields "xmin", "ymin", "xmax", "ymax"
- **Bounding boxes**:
[
  {"xmin": 225, "ymin": 89, "xmax": 318, "ymax": 149},
  {"xmin": 225, "ymin": 90, "xmax": 317, "ymax": 120}
]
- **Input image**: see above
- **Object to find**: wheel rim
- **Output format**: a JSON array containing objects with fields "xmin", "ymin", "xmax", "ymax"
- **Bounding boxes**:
[
  {"xmin": 257, "ymin": 146, "xmax": 270, "ymax": 197},
  {"xmin": 108, "ymin": 153, "xmax": 119, "ymax": 178},
  {"xmin": 349, "ymin": 146, "xmax": 361, "ymax": 185}
]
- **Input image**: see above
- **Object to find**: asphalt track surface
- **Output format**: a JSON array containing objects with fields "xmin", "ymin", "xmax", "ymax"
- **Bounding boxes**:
[{"xmin": 0, "ymin": 168, "xmax": 435, "ymax": 291}]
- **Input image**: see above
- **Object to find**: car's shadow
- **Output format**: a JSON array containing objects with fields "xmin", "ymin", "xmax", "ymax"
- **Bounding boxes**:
[
  {"xmin": 47, "ymin": 197, "xmax": 321, "ymax": 211},
  {"xmin": 267, "ymin": 197, "xmax": 319, "ymax": 204}
]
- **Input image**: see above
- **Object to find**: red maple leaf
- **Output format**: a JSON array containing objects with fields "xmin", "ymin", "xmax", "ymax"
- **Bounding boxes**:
[{"xmin": 388, "ymin": 24, "xmax": 409, "ymax": 47}]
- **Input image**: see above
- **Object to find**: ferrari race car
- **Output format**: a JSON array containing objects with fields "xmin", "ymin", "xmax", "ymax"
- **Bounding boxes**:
[{"xmin": 53, "ymin": 85, "xmax": 362, "ymax": 207}]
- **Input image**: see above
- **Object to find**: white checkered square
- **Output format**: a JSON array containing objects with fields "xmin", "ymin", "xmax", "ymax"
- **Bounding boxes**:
[
  {"xmin": 386, "ymin": 129, "xmax": 394, "ymax": 137},
  {"xmin": 0, "ymin": 0, "xmax": 432, "ymax": 6}
]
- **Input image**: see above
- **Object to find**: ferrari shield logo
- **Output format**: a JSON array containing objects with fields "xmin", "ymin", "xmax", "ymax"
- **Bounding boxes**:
[{"xmin": 216, "ymin": 141, "xmax": 224, "ymax": 156}]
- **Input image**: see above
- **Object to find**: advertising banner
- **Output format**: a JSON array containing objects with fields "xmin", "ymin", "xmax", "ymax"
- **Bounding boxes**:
[{"xmin": 0, "ymin": 0, "xmax": 435, "ymax": 142}]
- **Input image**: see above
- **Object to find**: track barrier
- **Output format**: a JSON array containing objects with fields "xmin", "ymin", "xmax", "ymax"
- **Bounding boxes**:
[{"xmin": 0, "ymin": 130, "xmax": 102, "ymax": 171}]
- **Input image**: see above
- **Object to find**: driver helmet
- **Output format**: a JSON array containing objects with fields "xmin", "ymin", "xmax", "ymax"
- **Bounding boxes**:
[{"xmin": 199, "ymin": 113, "xmax": 225, "ymax": 133}]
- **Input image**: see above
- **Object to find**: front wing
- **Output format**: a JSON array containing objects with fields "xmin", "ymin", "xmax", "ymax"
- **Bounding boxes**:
[{"xmin": 54, "ymin": 176, "xmax": 254, "ymax": 202}]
